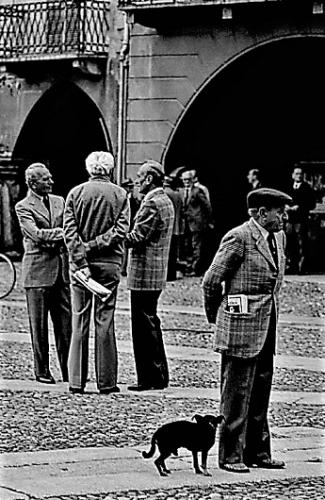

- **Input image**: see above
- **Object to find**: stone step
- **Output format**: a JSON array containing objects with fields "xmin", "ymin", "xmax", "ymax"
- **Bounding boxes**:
[{"xmin": 1, "ymin": 428, "xmax": 324, "ymax": 499}]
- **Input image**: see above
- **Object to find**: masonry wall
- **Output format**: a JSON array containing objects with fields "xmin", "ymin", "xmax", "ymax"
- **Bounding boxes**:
[{"xmin": 126, "ymin": 15, "xmax": 325, "ymax": 178}]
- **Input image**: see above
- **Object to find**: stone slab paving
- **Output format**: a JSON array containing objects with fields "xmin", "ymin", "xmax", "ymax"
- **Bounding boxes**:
[
  {"xmin": 1, "ymin": 332, "xmax": 324, "ymax": 374},
  {"xmin": 0, "ymin": 428, "xmax": 324, "ymax": 499},
  {"xmin": 1, "ymin": 379, "xmax": 324, "ymax": 406}
]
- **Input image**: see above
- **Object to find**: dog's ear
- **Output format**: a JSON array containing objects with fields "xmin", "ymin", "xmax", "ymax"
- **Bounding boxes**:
[
  {"xmin": 216, "ymin": 415, "xmax": 225, "ymax": 424},
  {"xmin": 193, "ymin": 414, "xmax": 203, "ymax": 424}
]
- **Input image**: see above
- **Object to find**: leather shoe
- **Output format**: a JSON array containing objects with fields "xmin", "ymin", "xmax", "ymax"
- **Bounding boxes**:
[
  {"xmin": 247, "ymin": 458, "xmax": 285, "ymax": 469},
  {"xmin": 220, "ymin": 463, "xmax": 250, "ymax": 473},
  {"xmin": 99, "ymin": 387, "xmax": 120, "ymax": 395},
  {"xmin": 36, "ymin": 375, "xmax": 56, "ymax": 384},
  {"xmin": 128, "ymin": 384, "xmax": 167, "ymax": 391},
  {"xmin": 69, "ymin": 387, "xmax": 84, "ymax": 394}
]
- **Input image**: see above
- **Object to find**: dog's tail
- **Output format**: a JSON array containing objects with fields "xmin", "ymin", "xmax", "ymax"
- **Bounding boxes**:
[{"xmin": 142, "ymin": 433, "xmax": 157, "ymax": 459}]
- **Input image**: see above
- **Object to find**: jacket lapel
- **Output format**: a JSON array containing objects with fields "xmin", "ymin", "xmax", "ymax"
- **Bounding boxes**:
[
  {"xmin": 28, "ymin": 191, "xmax": 51, "ymax": 224},
  {"xmin": 248, "ymin": 219, "xmax": 277, "ymax": 270}
]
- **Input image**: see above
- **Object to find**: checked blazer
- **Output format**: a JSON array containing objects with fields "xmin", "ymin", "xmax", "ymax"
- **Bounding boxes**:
[
  {"xmin": 126, "ymin": 187, "xmax": 174, "ymax": 290},
  {"xmin": 202, "ymin": 218, "xmax": 286, "ymax": 358}
]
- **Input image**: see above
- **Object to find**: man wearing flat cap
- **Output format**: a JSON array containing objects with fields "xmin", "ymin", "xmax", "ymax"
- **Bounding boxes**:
[
  {"xmin": 203, "ymin": 187, "xmax": 292, "ymax": 473},
  {"xmin": 126, "ymin": 160, "xmax": 174, "ymax": 391},
  {"xmin": 64, "ymin": 151, "xmax": 130, "ymax": 394}
]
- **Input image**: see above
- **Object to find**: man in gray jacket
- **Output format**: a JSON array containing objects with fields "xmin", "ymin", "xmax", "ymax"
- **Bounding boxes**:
[
  {"xmin": 15, "ymin": 163, "xmax": 71, "ymax": 384},
  {"xmin": 64, "ymin": 152, "xmax": 130, "ymax": 394}
]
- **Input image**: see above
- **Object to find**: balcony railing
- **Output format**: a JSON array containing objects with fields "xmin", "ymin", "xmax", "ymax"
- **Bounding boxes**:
[{"xmin": 0, "ymin": 0, "xmax": 110, "ymax": 62}]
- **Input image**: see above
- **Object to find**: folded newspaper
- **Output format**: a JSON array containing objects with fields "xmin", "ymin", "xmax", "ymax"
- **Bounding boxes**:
[
  {"xmin": 227, "ymin": 294, "xmax": 248, "ymax": 314},
  {"xmin": 74, "ymin": 270, "xmax": 113, "ymax": 302}
]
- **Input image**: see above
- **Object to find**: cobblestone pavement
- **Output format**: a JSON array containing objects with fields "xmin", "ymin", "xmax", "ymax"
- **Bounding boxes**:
[{"xmin": 0, "ymin": 270, "xmax": 324, "ymax": 499}]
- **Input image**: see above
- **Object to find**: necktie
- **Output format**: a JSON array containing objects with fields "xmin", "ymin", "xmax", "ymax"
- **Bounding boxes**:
[
  {"xmin": 267, "ymin": 232, "xmax": 278, "ymax": 268},
  {"xmin": 184, "ymin": 188, "xmax": 190, "ymax": 206},
  {"xmin": 43, "ymin": 195, "xmax": 51, "ymax": 215}
]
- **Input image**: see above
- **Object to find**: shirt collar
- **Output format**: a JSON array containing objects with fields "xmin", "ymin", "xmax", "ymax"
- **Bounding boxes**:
[
  {"xmin": 251, "ymin": 217, "xmax": 269, "ymax": 240},
  {"xmin": 29, "ymin": 189, "xmax": 44, "ymax": 201}
]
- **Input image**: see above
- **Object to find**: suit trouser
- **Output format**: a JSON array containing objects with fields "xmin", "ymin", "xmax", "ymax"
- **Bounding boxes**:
[
  {"xmin": 68, "ymin": 263, "xmax": 119, "ymax": 391},
  {"xmin": 219, "ymin": 314, "xmax": 276, "ymax": 466},
  {"xmin": 286, "ymin": 221, "xmax": 309, "ymax": 272},
  {"xmin": 26, "ymin": 278, "xmax": 72, "ymax": 380},
  {"xmin": 130, "ymin": 290, "xmax": 169, "ymax": 388}
]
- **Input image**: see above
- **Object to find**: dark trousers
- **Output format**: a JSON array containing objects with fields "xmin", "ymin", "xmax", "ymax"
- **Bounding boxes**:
[
  {"xmin": 130, "ymin": 290, "xmax": 169, "ymax": 388},
  {"xmin": 286, "ymin": 221, "xmax": 309, "ymax": 273},
  {"xmin": 69, "ymin": 263, "xmax": 120, "ymax": 391},
  {"xmin": 219, "ymin": 314, "xmax": 276, "ymax": 466},
  {"xmin": 26, "ymin": 278, "xmax": 72, "ymax": 381},
  {"xmin": 167, "ymin": 235, "xmax": 179, "ymax": 281}
]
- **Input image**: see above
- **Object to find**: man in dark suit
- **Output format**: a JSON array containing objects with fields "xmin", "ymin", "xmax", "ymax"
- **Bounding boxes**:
[
  {"xmin": 203, "ymin": 188, "xmax": 292, "ymax": 473},
  {"xmin": 286, "ymin": 166, "xmax": 316, "ymax": 274},
  {"xmin": 15, "ymin": 163, "xmax": 71, "ymax": 384},
  {"xmin": 180, "ymin": 170, "xmax": 213, "ymax": 276},
  {"xmin": 126, "ymin": 160, "xmax": 174, "ymax": 391},
  {"xmin": 64, "ymin": 151, "xmax": 130, "ymax": 395},
  {"xmin": 164, "ymin": 175, "xmax": 183, "ymax": 281}
]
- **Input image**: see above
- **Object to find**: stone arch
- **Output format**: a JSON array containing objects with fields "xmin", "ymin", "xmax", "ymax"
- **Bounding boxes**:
[{"xmin": 13, "ymin": 80, "xmax": 111, "ymax": 198}]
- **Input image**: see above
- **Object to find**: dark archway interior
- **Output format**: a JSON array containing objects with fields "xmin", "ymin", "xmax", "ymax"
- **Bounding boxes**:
[
  {"xmin": 165, "ymin": 37, "xmax": 325, "ymax": 258},
  {"xmin": 13, "ymin": 81, "xmax": 110, "ymax": 198}
]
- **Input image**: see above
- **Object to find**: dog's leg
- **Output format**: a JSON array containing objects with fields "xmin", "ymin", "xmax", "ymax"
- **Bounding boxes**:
[
  {"xmin": 201, "ymin": 450, "xmax": 211, "ymax": 476},
  {"xmin": 192, "ymin": 451, "xmax": 203, "ymax": 474},
  {"xmin": 154, "ymin": 453, "xmax": 169, "ymax": 477}
]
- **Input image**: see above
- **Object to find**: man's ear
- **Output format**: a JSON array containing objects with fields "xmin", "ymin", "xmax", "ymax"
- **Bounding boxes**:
[
  {"xmin": 258, "ymin": 206, "xmax": 268, "ymax": 218},
  {"xmin": 146, "ymin": 173, "xmax": 153, "ymax": 185}
]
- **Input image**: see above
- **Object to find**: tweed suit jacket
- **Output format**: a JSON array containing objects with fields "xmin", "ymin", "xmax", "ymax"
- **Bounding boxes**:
[
  {"xmin": 126, "ymin": 187, "xmax": 174, "ymax": 291},
  {"xmin": 15, "ymin": 191, "xmax": 69, "ymax": 288},
  {"xmin": 202, "ymin": 218, "xmax": 286, "ymax": 358},
  {"xmin": 64, "ymin": 177, "xmax": 130, "ymax": 274}
]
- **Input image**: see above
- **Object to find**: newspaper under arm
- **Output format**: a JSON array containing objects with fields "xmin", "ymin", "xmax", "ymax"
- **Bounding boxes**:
[{"xmin": 74, "ymin": 269, "xmax": 113, "ymax": 303}]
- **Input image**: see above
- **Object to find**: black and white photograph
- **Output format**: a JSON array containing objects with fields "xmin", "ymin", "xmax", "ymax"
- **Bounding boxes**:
[{"xmin": 0, "ymin": 1, "xmax": 324, "ymax": 499}]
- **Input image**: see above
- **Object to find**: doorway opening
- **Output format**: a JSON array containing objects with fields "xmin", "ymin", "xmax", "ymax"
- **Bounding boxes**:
[{"xmin": 13, "ymin": 80, "xmax": 111, "ymax": 198}]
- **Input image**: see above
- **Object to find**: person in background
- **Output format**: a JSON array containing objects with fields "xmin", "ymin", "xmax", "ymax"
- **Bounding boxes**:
[
  {"xmin": 15, "ymin": 163, "xmax": 71, "ymax": 384},
  {"xmin": 121, "ymin": 178, "xmax": 141, "ymax": 276},
  {"xmin": 126, "ymin": 160, "xmax": 174, "ymax": 391},
  {"xmin": 247, "ymin": 168, "xmax": 263, "ymax": 190},
  {"xmin": 164, "ymin": 175, "xmax": 183, "ymax": 281},
  {"xmin": 190, "ymin": 169, "xmax": 211, "ymax": 203},
  {"xmin": 180, "ymin": 169, "xmax": 213, "ymax": 276},
  {"xmin": 285, "ymin": 166, "xmax": 316, "ymax": 274},
  {"xmin": 64, "ymin": 151, "xmax": 130, "ymax": 395},
  {"xmin": 203, "ymin": 187, "xmax": 292, "ymax": 474}
]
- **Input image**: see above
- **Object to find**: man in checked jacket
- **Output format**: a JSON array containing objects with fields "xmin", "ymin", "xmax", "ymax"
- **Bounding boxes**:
[
  {"xmin": 126, "ymin": 160, "xmax": 174, "ymax": 391},
  {"xmin": 202, "ymin": 188, "xmax": 292, "ymax": 473}
]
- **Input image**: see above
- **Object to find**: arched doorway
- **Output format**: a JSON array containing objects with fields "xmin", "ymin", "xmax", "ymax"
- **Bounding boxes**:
[
  {"xmin": 165, "ymin": 37, "xmax": 325, "ymax": 268},
  {"xmin": 13, "ymin": 81, "xmax": 111, "ymax": 198}
]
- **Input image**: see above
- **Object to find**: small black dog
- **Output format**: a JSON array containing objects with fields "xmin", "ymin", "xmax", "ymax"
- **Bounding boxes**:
[{"xmin": 142, "ymin": 414, "xmax": 224, "ymax": 476}]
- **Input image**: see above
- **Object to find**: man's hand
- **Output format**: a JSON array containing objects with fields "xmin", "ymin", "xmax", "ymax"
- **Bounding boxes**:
[{"xmin": 79, "ymin": 266, "xmax": 91, "ymax": 280}]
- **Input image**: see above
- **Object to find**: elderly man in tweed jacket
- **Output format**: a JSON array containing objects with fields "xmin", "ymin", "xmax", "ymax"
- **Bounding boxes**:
[
  {"xmin": 203, "ymin": 188, "xmax": 292, "ymax": 474},
  {"xmin": 126, "ymin": 160, "xmax": 174, "ymax": 391},
  {"xmin": 64, "ymin": 152, "xmax": 130, "ymax": 395}
]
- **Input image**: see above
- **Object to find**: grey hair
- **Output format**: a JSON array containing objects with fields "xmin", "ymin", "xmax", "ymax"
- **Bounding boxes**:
[
  {"xmin": 25, "ymin": 163, "xmax": 48, "ymax": 185},
  {"xmin": 85, "ymin": 151, "xmax": 114, "ymax": 176}
]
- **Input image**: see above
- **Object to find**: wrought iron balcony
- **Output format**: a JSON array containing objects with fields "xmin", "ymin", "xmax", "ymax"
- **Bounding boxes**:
[{"xmin": 0, "ymin": 0, "xmax": 110, "ymax": 63}]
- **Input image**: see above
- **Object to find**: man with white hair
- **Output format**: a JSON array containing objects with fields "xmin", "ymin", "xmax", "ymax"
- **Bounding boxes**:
[
  {"xmin": 64, "ymin": 151, "xmax": 130, "ymax": 394},
  {"xmin": 15, "ymin": 163, "xmax": 71, "ymax": 384}
]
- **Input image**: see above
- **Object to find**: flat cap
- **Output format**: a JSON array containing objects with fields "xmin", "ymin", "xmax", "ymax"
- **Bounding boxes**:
[
  {"xmin": 247, "ymin": 188, "xmax": 292, "ymax": 209},
  {"xmin": 143, "ymin": 159, "xmax": 165, "ymax": 175}
]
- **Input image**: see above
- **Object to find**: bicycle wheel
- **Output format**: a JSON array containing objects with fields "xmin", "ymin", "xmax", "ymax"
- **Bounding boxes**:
[{"xmin": 0, "ymin": 253, "xmax": 16, "ymax": 300}]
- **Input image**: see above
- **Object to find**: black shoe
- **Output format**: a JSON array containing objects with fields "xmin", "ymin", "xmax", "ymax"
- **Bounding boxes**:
[
  {"xmin": 246, "ymin": 458, "xmax": 285, "ymax": 469},
  {"xmin": 36, "ymin": 375, "xmax": 56, "ymax": 384},
  {"xmin": 69, "ymin": 387, "xmax": 84, "ymax": 394},
  {"xmin": 99, "ymin": 386, "xmax": 120, "ymax": 395},
  {"xmin": 128, "ymin": 384, "xmax": 167, "ymax": 391}
]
